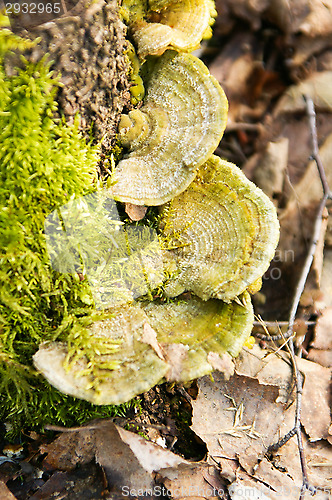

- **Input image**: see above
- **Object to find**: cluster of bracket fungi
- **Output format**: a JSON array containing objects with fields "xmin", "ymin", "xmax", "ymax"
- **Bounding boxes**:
[{"xmin": 34, "ymin": 0, "xmax": 279, "ymax": 405}]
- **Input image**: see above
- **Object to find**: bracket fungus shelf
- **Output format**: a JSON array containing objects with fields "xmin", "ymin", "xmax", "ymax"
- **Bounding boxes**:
[
  {"xmin": 33, "ymin": 295, "xmax": 253, "ymax": 405},
  {"xmin": 126, "ymin": 0, "xmax": 217, "ymax": 59},
  {"xmin": 111, "ymin": 50, "xmax": 228, "ymax": 206},
  {"xmin": 34, "ymin": 152, "xmax": 279, "ymax": 405},
  {"xmin": 31, "ymin": 0, "xmax": 280, "ymax": 408},
  {"xmin": 159, "ymin": 155, "xmax": 280, "ymax": 303}
]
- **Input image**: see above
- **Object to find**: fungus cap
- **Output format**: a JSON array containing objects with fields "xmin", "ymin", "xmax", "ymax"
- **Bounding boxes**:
[
  {"xmin": 159, "ymin": 155, "xmax": 280, "ymax": 302},
  {"xmin": 33, "ymin": 294, "xmax": 253, "ymax": 405},
  {"xmin": 131, "ymin": 0, "xmax": 217, "ymax": 59},
  {"xmin": 111, "ymin": 51, "xmax": 228, "ymax": 206}
]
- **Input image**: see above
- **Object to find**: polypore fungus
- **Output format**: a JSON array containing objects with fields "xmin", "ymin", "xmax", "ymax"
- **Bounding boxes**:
[
  {"xmin": 33, "ymin": 294, "xmax": 253, "ymax": 405},
  {"xmin": 129, "ymin": 0, "xmax": 217, "ymax": 59},
  {"xmin": 159, "ymin": 155, "xmax": 280, "ymax": 302},
  {"xmin": 111, "ymin": 50, "xmax": 228, "ymax": 206},
  {"xmin": 31, "ymin": 0, "xmax": 280, "ymax": 409}
]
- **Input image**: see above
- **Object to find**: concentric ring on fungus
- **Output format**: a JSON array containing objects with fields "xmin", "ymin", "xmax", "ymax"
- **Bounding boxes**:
[
  {"xmin": 130, "ymin": 0, "xmax": 217, "ymax": 59},
  {"xmin": 159, "ymin": 155, "xmax": 280, "ymax": 302},
  {"xmin": 110, "ymin": 50, "xmax": 228, "ymax": 206},
  {"xmin": 33, "ymin": 294, "xmax": 253, "ymax": 405}
]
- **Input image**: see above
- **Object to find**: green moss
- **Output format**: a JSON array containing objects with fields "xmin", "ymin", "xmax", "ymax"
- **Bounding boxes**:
[
  {"xmin": 123, "ymin": 41, "xmax": 145, "ymax": 106},
  {"xmin": 0, "ymin": 21, "xmax": 133, "ymax": 437}
]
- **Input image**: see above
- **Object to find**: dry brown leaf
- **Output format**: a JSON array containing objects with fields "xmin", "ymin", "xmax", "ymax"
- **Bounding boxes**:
[
  {"xmin": 274, "ymin": 405, "xmax": 332, "ymax": 494},
  {"xmin": 40, "ymin": 420, "xmax": 190, "ymax": 496},
  {"xmin": 94, "ymin": 422, "xmax": 153, "ymax": 492},
  {"xmin": 274, "ymin": 72, "xmax": 332, "ymax": 115},
  {"xmin": 41, "ymin": 430, "xmax": 95, "ymax": 471},
  {"xmin": 141, "ymin": 322, "xmax": 165, "ymax": 360},
  {"xmin": 246, "ymin": 459, "xmax": 302, "ymax": 500},
  {"xmin": 125, "ymin": 203, "xmax": 147, "ymax": 221},
  {"xmin": 242, "ymin": 139, "xmax": 288, "ymax": 200},
  {"xmin": 28, "ymin": 466, "xmax": 103, "ymax": 500},
  {"xmin": 156, "ymin": 463, "xmax": 228, "ymax": 500},
  {"xmin": 116, "ymin": 426, "xmax": 186, "ymax": 473},
  {"xmin": 252, "ymin": 139, "xmax": 288, "ymax": 199},
  {"xmin": 228, "ymin": 474, "xmax": 295, "ymax": 500},
  {"xmin": 214, "ymin": 0, "xmax": 270, "ymax": 31},
  {"xmin": 297, "ymin": 357, "xmax": 331, "ymax": 442},
  {"xmin": 208, "ymin": 32, "xmax": 257, "ymax": 125},
  {"xmin": 162, "ymin": 343, "xmax": 189, "ymax": 382},
  {"xmin": 307, "ymin": 348, "xmax": 332, "ymax": 368},
  {"xmin": 235, "ymin": 345, "xmax": 293, "ymax": 404},
  {"xmin": 265, "ymin": 0, "xmax": 310, "ymax": 35},
  {"xmin": 266, "ymin": 0, "xmax": 332, "ymax": 37},
  {"xmin": 298, "ymin": 0, "xmax": 332, "ymax": 37},
  {"xmin": 190, "ymin": 371, "xmax": 284, "ymax": 463},
  {"xmin": 268, "ymin": 114, "xmax": 332, "ymax": 196},
  {"xmin": 207, "ymin": 352, "xmax": 234, "ymax": 380},
  {"xmin": 215, "ymin": 0, "xmax": 332, "ymax": 38},
  {"xmin": 320, "ymin": 250, "xmax": 332, "ymax": 308},
  {"xmin": 258, "ymin": 198, "xmax": 327, "ymax": 320},
  {"xmin": 289, "ymin": 35, "xmax": 332, "ymax": 69},
  {"xmin": 312, "ymin": 307, "xmax": 332, "ymax": 350},
  {"xmin": 236, "ymin": 346, "xmax": 331, "ymax": 441},
  {"xmin": 0, "ymin": 482, "xmax": 17, "ymax": 500},
  {"xmin": 292, "ymin": 133, "xmax": 332, "ymax": 207}
]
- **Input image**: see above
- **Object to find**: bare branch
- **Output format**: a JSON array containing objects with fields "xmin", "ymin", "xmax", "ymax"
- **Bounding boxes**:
[{"xmin": 266, "ymin": 95, "xmax": 330, "ymax": 499}]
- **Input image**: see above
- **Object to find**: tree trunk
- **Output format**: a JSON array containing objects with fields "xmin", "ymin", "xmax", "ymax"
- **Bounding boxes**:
[{"xmin": 10, "ymin": 0, "xmax": 131, "ymax": 149}]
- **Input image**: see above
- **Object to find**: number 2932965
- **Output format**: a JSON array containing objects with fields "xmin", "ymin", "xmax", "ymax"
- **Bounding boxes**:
[{"xmin": 5, "ymin": 3, "xmax": 61, "ymax": 14}]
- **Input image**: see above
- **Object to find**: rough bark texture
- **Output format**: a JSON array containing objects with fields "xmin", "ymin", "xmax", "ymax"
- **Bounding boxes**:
[{"xmin": 14, "ymin": 0, "xmax": 131, "ymax": 148}]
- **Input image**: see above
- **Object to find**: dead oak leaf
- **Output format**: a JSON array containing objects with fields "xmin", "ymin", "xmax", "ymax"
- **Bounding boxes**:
[{"xmin": 40, "ymin": 420, "xmax": 188, "ymax": 496}]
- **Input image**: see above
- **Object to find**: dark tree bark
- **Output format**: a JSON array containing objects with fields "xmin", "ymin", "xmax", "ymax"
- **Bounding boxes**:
[{"xmin": 11, "ymin": 0, "xmax": 131, "ymax": 149}]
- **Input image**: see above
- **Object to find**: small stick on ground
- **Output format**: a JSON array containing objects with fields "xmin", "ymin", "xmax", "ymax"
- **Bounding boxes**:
[
  {"xmin": 254, "ymin": 321, "xmax": 315, "ymax": 341},
  {"xmin": 267, "ymin": 95, "xmax": 330, "ymax": 500}
]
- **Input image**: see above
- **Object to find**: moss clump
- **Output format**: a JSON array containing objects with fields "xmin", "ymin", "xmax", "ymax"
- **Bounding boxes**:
[{"xmin": 0, "ymin": 19, "xmax": 132, "ymax": 437}]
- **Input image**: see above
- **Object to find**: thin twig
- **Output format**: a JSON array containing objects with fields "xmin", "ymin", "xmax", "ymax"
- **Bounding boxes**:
[
  {"xmin": 286, "ymin": 193, "xmax": 328, "ymax": 342},
  {"xmin": 254, "ymin": 320, "xmax": 315, "ymax": 341},
  {"xmin": 253, "ymin": 321, "xmax": 316, "ymax": 327},
  {"xmin": 304, "ymin": 95, "xmax": 330, "ymax": 197},
  {"xmin": 267, "ymin": 96, "xmax": 330, "ymax": 499},
  {"xmin": 225, "ymin": 122, "xmax": 263, "ymax": 133}
]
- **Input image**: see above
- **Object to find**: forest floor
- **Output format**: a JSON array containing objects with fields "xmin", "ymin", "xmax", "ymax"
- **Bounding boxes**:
[{"xmin": 1, "ymin": 1, "xmax": 332, "ymax": 499}]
